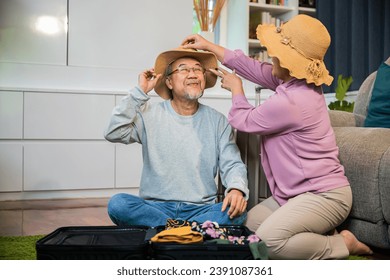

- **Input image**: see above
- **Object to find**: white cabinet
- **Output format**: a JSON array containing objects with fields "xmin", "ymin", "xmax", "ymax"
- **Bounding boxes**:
[
  {"xmin": 0, "ymin": 144, "xmax": 23, "ymax": 192},
  {"xmin": 0, "ymin": 0, "xmax": 68, "ymax": 65},
  {"xmin": 0, "ymin": 0, "xmax": 194, "ymax": 200},
  {"xmin": 68, "ymin": 0, "xmax": 192, "ymax": 70},
  {"xmin": 24, "ymin": 142, "xmax": 115, "ymax": 191},
  {"xmin": 24, "ymin": 92, "xmax": 114, "ymax": 140},
  {"xmin": 0, "ymin": 91, "xmax": 23, "ymax": 139},
  {"xmin": 0, "ymin": 0, "xmax": 193, "ymax": 91}
]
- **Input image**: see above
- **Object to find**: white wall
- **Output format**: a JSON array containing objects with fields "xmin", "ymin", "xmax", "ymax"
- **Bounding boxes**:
[{"xmin": 0, "ymin": 0, "xmax": 194, "ymax": 201}]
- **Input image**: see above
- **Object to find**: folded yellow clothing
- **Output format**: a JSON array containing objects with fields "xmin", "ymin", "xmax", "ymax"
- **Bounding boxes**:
[{"xmin": 151, "ymin": 226, "xmax": 203, "ymax": 244}]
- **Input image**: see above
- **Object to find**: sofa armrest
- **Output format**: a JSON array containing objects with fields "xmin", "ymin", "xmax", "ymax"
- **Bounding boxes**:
[
  {"xmin": 334, "ymin": 127, "xmax": 390, "ymax": 234},
  {"xmin": 328, "ymin": 110, "xmax": 365, "ymax": 127},
  {"xmin": 328, "ymin": 110, "xmax": 355, "ymax": 127}
]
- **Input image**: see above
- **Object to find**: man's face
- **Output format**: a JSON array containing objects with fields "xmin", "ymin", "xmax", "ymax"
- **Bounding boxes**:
[{"xmin": 166, "ymin": 57, "xmax": 206, "ymax": 100}]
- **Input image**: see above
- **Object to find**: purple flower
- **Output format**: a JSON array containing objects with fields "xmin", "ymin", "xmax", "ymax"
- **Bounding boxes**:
[
  {"xmin": 228, "ymin": 236, "xmax": 239, "ymax": 243},
  {"xmin": 247, "ymin": 234, "xmax": 260, "ymax": 243},
  {"xmin": 201, "ymin": 220, "xmax": 214, "ymax": 229},
  {"xmin": 206, "ymin": 228, "xmax": 221, "ymax": 238}
]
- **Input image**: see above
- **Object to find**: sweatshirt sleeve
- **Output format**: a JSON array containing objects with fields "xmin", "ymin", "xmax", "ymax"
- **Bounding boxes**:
[
  {"xmin": 104, "ymin": 86, "xmax": 149, "ymax": 144},
  {"xmin": 217, "ymin": 117, "xmax": 249, "ymax": 199}
]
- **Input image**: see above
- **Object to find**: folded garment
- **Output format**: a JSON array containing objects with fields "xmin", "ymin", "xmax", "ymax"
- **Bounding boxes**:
[
  {"xmin": 151, "ymin": 226, "xmax": 203, "ymax": 244},
  {"xmin": 165, "ymin": 218, "xmax": 190, "ymax": 229},
  {"xmin": 249, "ymin": 241, "xmax": 269, "ymax": 260}
]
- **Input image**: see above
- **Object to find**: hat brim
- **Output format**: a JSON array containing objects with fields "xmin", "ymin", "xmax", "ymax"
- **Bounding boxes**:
[
  {"xmin": 257, "ymin": 24, "xmax": 333, "ymax": 86},
  {"xmin": 154, "ymin": 48, "xmax": 218, "ymax": 99}
]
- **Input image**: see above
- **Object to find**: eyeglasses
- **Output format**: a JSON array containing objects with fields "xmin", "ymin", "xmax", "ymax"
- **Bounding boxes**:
[{"xmin": 167, "ymin": 65, "xmax": 206, "ymax": 76}]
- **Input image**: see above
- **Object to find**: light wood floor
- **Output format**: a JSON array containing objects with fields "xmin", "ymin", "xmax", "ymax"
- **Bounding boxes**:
[{"xmin": 0, "ymin": 198, "xmax": 114, "ymax": 236}]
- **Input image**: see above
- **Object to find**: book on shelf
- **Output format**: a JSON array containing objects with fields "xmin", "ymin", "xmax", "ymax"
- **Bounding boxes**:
[
  {"xmin": 261, "ymin": 12, "xmax": 283, "ymax": 25},
  {"xmin": 265, "ymin": 0, "xmax": 288, "ymax": 6},
  {"xmin": 249, "ymin": 10, "xmax": 284, "ymax": 40},
  {"xmin": 251, "ymin": 0, "xmax": 289, "ymax": 6},
  {"xmin": 250, "ymin": 49, "xmax": 271, "ymax": 63},
  {"xmin": 299, "ymin": 0, "xmax": 316, "ymax": 8}
]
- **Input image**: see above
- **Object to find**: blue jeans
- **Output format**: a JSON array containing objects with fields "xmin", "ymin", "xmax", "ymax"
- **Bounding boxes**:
[{"xmin": 107, "ymin": 193, "xmax": 247, "ymax": 227}]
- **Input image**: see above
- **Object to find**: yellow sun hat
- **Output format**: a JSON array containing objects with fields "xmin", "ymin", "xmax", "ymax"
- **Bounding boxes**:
[{"xmin": 257, "ymin": 14, "xmax": 333, "ymax": 86}]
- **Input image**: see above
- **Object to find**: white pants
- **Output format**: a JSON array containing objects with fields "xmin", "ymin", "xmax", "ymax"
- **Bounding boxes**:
[{"xmin": 245, "ymin": 186, "xmax": 352, "ymax": 259}]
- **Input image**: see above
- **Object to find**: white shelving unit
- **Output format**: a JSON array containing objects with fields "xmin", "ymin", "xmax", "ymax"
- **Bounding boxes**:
[
  {"xmin": 248, "ymin": 0, "xmax": 298, "ymax": 60},
  {"xmin": 226, "ymin": 0, "xmax": 316, "ymax": 59}
]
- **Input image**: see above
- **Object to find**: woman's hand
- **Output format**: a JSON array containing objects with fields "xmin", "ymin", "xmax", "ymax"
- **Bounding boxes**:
[
  {"xmin": 138, "ymin": 68, "xmax": 161, "ymax": 94},
  {"xmin": 181, "ymin": 34, "xmax": 212, "ymax": 51},
  {"xmin": 181, "ymin": 34, "xmax": 226, "ymax": 62},
  {"xmin": 209, "ymin": 67, "xmax": 244, "ymax": 96}
]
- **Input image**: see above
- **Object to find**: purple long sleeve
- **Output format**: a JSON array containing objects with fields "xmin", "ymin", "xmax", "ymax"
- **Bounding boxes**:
[{"xmin": 223, "ymin": 49, "xmax": 349, "ymax": 205}]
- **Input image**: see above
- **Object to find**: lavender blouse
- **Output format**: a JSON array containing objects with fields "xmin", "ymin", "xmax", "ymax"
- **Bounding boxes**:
[{"xmin": 223, "ymin": 49, "xmax": 349, "ymax": 205}]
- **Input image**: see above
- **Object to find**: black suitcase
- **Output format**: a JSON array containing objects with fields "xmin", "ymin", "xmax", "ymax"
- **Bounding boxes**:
[
  {"xmin": 151, "ymin": 225, "xmax": 255, "ymax": 260},
  {"xmin": 36, "ymin": 225, "xmax": 156, "ymax": 260}
]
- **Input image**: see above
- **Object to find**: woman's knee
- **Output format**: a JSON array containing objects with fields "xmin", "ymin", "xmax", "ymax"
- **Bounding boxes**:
[
  {"xmin": 245, "ymin": 207, "xmax": 272, "ymax": 232},
  {"xmin": 256, "ymin": 224, "xmax": 291, "ymax": 259}
]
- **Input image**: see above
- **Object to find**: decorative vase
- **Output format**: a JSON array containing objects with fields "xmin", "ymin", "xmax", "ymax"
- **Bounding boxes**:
[{"xmin": 199, "ymin": 31, "xmax": 215, "ymax": 43}]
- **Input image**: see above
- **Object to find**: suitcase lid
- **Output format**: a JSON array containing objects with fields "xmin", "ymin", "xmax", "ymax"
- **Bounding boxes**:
[{"xmin": 36, "ymin": 225, "xmax": 155, "ymax": 248}]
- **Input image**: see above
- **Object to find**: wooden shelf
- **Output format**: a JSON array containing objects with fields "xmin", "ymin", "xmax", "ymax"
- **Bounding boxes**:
[
  {"xmin": 298, "ymin": 6, "xmax": 316, "ymax": 15},
  {"xmin": 249, "ymin": 3, "xmax": 295, "ymax": 15}
]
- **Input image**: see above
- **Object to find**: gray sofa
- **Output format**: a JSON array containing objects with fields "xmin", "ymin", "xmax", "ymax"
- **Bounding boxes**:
[{"xmin": 329, "ymin": 57, "xmax": 390, "ymax": 250}]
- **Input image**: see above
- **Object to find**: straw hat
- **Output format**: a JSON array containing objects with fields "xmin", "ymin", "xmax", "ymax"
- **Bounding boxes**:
[
  {"xmin": 257, "ymin": 14, "xmax": 333, "ymax": 86},
  {"xmin": 154, "ymin": 47, "xmax": 218, "ymax": 99}
]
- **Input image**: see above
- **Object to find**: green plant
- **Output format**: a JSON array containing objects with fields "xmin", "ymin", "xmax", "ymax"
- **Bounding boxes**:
[{"xmin": 328, "ymin": 74, "xmax": 355, "ymax": 112}]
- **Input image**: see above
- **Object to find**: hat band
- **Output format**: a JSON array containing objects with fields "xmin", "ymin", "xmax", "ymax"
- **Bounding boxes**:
[{"xmin": 276, "ymin": 27, "xmax": 324, "ymax": 80}]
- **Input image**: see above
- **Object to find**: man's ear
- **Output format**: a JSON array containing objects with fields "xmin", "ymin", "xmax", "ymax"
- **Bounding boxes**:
[{"xmin": 165, "ymin": 78, "xmax": 173, "ymax": 90}]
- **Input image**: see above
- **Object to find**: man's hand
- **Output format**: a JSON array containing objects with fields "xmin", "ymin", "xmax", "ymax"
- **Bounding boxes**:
[
  {"xmin": 138, "ymin": 68, "xmax": 162, "ymax": 94},
  {"xmin": 221, "ymin": 189, "xmax": 247, "ymax": 219}
]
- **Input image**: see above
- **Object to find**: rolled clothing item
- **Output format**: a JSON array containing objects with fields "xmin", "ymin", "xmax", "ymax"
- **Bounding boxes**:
[{"xmin": 151, "ymin": 226, "xmax": 203, "ymax": 244}]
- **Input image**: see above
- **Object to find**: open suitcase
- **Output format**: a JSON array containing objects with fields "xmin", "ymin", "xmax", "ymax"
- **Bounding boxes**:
[
  {"xmin": 36, "ymin": 225, "xmax": 255, "ymax": 260},
  {"xmin": 36, "ymin": 225, "xmax": 156, "ymax": 260}
]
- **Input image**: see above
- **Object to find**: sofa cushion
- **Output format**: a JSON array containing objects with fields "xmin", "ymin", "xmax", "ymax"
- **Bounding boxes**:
[
  {"xmin": 364, "ymin": 62, "xmax": 390, "ymax": 128},
  {"xmin": 333, "ymin": 127, "xmax": 390, "ymax": 223},
  {"xmin": 380, "ymin": 146, "xmax": 390, "ymax": 225}
]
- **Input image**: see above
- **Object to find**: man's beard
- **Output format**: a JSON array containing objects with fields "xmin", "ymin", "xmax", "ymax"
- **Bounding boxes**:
[{"xmin": 184, "ymin": 91, "xmax": 203, "ymax": 100}]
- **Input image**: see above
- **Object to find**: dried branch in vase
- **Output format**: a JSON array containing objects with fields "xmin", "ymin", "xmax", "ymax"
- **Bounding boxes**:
[{"xmin": 194, "ymin": 0, "xmax": 226, "ymax": 32}]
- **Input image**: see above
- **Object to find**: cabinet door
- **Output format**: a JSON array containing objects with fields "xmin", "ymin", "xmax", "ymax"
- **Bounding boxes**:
[
  {"xmin": 0, "ymin": 144, "xmax": 23, "ymax": 192},
  {"xmin": 0, "ymin": 0, "xmax": 67, "ymax": 65},
  {"xmin": 0, "ymin": 91, "xmax": 23, "ymax": 139},
  {"xmin": 67, "ymin": 0, "xmax": 192, "ymax": 69},
  {"xmin": 24, "ymin": 92, "xmax": 114, "ymax": 140}
]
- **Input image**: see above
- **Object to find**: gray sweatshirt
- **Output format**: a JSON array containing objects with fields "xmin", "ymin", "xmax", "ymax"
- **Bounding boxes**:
[{"xmin": 104, "ymin": 87, "xmax": 248, "ymax": 204}]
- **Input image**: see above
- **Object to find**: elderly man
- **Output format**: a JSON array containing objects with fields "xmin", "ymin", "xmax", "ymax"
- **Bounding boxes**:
[{"xmin": 104, "ymin": 48, "xmax": 248, "ymax": 227}]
